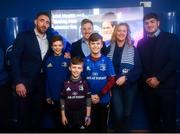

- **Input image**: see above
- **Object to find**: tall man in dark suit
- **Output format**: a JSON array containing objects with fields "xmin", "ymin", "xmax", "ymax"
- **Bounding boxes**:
[
  {"xmin": 11, "ymin": 12, "xmax": 51, "ymax": 132},
  {"xmin": 137, "ymin": 12, "xmax": 179, "ymax": 132}
]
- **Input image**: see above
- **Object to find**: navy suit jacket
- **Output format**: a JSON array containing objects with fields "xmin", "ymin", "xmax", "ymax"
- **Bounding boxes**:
[
  {"xmin": 71, "ymin": 39, "xmax": 85, "ymax": 58},
  {"xmin": 137, "ymin": 32, "xmax": 179, "ymax": 91},
  {"xmin": 11, "ymin": 30, "xmax": 51, "ymax": 89},
  {"xmin": 71, "ymin": 39, "xmax": 110, "ymax": 58}
]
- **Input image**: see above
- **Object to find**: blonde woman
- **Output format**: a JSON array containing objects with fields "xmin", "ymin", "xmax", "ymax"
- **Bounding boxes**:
[{"xmin": 107, "ymin": 23, "xmax": 142, "ymax": 132}]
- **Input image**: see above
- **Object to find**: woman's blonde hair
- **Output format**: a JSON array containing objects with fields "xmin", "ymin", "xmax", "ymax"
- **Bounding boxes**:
[{"xmin": 111, "ymin": 22, "xmax": 132, "ymax": 46}]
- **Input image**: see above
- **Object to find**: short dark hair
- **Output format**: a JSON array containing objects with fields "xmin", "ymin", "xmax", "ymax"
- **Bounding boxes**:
[
  {"xmin": 36, "ymin": 11, "xmax": 50, "ymax": 19},
  {"xmin": 89, "ymin": 33, "xmax": 103, "ymax": 42},
  {"xmin": 143, "ymin": 12, "xmax": 159, "ymax": 21},
  {"xmin": 81, "ymin": 19, "xmax": 93, "ymax": 27},
  {"xmin": 51, "ymin": 35, "xmax": 64, "ymax": 46},
  {"xmin": 70, "ymin": 56, "xmax": 84, "ymax": 65}
]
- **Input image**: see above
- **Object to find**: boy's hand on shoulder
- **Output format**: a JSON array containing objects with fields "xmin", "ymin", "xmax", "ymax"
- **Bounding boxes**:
[{"xmin": 64, "ymin": 52, "xmax": 71, "ymax": 58}]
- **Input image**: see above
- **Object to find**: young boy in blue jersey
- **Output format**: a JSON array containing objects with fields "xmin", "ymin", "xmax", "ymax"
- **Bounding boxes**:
[
  {"xmin": 44, "ymin": 35, "xmax": 70, "ymax": 131},
  {"xmin": 60, "ymin": 57, "xmax": 91, "ymax": 132},
  {"xmin": 83, "ymin": 33, "xmax": 116, "ymax": 132}
]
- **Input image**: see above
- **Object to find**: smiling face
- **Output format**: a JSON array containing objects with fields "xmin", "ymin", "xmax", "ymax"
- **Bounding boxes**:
[
  {"xmin": 102, "ymin": 21, "xmax": 115, "ymax": 41},
  {"xmin": 51, "ymin": 40, "xmax": 64, "ymax": 56},
  {"xmin": 69, "ymin": 63, "xmax": 83, "ymax": 79},
  {"xmin": 116, "ymin": 25, "xmax": 128, "ymax": 43},
  {"xmin": 144, "ymin": 18, "xmax": 160, "ymax": 35},
  {"xmin": 81, "ymin": 22, "xmax": 93, "ymax": 40},
  {"xmin": 34, "ymin": 15, "xmax": 50, "ymax": 34},
  {"xmin": 89, "ymin": 39, "xmax": 103, "ymax": 56}
]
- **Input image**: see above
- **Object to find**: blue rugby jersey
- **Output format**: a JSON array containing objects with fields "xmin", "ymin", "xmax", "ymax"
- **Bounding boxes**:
[
  {"xmin": 44, "ymin": 54, "xmax": 70, "ymax": 100},
  {"xmin": 84, "ymin": 55, "xmax": 115, "ymax": 104}
]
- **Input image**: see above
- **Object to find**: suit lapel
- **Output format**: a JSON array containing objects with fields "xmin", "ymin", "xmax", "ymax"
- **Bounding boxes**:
[
  {"xmin": 152, "ymin": 33, "xmax": 163, "ymax": 65},
  {"xmin": 32, "ymin": 31, "xmax": 43, "ymax": 61},
  {"xmin": 79, "ymin": 39, "xmax": 85, "ymax": 58}
]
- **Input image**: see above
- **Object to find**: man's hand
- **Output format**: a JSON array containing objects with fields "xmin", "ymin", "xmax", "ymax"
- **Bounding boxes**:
[
  {"xmin": 16, "ymin": 83, "xmax": 27, "ymax": 97},
  {"xmin": 46, "ymin": 98, "xmax": 54, "ymax": 104},
  {"xmin": 146, "ymin": 77, "xmax": 160, "ymax": 88}
]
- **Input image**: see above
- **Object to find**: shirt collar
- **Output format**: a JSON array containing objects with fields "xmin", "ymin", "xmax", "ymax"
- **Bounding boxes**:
[
  {"xmin": 82, "ymin": 38, "xmax": 88, "ymax": 44},
  {"xmin": 34, "ymin": 28, "xmax": 47, "ymax": 39},
  {"xmin": 147, "ymin": 29, "xmax": 160, "ymax": 38},
  {"xmin": 154, "ymin": 29, "xmax": 160, "ymax": 37}
]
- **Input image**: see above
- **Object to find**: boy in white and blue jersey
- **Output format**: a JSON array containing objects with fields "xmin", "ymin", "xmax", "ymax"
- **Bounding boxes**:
[
  {"xmin": 44, "ymin": 35, "xmax": 70, "ymax": 131},
  {"xmin": 83, "ymin": 33, "xmax": 115, "ymax": 132}
]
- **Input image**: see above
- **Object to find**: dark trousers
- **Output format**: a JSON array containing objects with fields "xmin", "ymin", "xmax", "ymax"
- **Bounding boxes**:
[
  {"xmin": 111, "ymin": 85, "xmax": 137, "ymax": 132},
  {"xmin": 89, "ymin": 103, "xmax": 109, "ymax": 132},
  {"xmin": 0, "ymin": 81, "xmax": 12, "ymax": 132},
  {"xmin": 65, "ymin": 107, "xmax": 86, "ymax": 132},
  {"xmin": 16, "ymin": 76, "xmax": 45, "ymax": 132},
  {"xmin": 46, "ymin": 100, "xmax": 64, "ymax": 132},
  {"xmin": 143, "ymin": 88, "xmax": 176, "ymax": 132}
]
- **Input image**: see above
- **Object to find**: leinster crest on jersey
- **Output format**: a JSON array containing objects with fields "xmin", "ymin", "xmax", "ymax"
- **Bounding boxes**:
[
  {"xmin": 61, "ymin": 62, "xmax": 68, "ymax": 67},
  {"xmin": 100, "ymin": 64, "xmax": 106, "ymax": 71},
  {"xmin": 79, "ymin": 85, "xmax": 84, "ymax": 91}
]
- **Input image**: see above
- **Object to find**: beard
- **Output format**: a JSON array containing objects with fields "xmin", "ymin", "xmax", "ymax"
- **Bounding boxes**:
[{"xmin": 36, "ymin": 26, "xmax": 47, "ymax": 34}]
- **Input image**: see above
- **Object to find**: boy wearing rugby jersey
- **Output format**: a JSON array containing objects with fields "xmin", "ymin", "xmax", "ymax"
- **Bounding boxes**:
[
  {"xmin": 44, "ymin": 35, "xmax": 70, "ymax": 131},
  {"xmin": 60, "ymin": 57, "xmax": 91, "ymax": 132},
  {"xmin": 83, "ymin": 33, "xmax": 115, "ymax": 132}
]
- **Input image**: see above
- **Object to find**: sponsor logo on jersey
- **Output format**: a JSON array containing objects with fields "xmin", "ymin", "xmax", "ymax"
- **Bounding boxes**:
[
  {"xmin": 92, "ymin": 72, "xmax": 98, "ymax": 76},
  {"xmin": 72, "ymin": 91, "xmax": 78, "ymax": 96}
]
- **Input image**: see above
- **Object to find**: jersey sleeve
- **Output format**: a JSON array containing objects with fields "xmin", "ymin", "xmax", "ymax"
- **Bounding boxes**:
[{"xmin": 83, "ymin": 80, "xmax": 91, "ymax": 98}]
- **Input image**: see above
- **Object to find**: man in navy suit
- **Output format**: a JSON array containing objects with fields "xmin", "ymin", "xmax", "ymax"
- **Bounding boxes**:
[
  {"xmin": 71, "ymin": 19, "xmax": 109, "ymax": 58},
  {"xmin": 137, "ymin": 12, "xmax": 179, "ymax": 132},
  {"xmin": 71, "ymin": 19, "xmax": 94, "ymax": 58},
  {"xmin": 11, "ymin": 12, "xmax": 51, "ymax": 132}
]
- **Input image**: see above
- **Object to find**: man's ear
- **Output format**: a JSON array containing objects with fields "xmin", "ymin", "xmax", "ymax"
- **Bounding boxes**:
[
  {"xmin": 68, "ymin": 66, "xmax": 71, "ymax": 71},
  {"xmin": 34, "ymin": 19, "xmax": 37, "ymax": 26}
]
